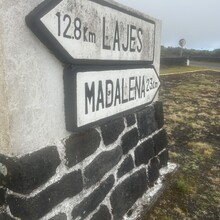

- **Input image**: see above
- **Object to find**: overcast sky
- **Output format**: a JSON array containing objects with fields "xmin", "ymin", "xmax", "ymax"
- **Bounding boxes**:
[{"xmin": 116, "ymin": 0, "xmax": 220, "ymax": 50}]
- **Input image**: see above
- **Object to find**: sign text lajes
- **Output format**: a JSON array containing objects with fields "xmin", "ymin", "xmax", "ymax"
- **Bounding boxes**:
[{"xmin": 26, "ymin": 0, "xmax": 155, "ymax": 63}]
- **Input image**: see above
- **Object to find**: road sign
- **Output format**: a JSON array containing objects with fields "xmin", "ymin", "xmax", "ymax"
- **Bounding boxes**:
[
  {"xmin": 179, "ymin": 39, "xmax": 186, "ymax": 47},
  {"xmin": 26, "ymin": 0, "xmax": 156, "ymax": 64},
  {"xmin": 64, "ymin": 66, "xmax": 160, "ymax": 131}
]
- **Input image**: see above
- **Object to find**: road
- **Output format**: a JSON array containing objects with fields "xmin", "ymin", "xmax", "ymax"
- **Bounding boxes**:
[{"xmin": 190, "ymin": 60, "xmax": 220, "ymax": 71}]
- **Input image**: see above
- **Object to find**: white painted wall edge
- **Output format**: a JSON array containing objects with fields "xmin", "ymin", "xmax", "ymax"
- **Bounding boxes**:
[{"xmin": 0, "ymin": 0, "xmax": 161, "ymax": 156}]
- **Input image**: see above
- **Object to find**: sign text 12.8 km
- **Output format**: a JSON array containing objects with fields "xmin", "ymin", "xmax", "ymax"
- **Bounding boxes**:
[{"xmin": 26, "ymin": 0, "xmax": 155, "ymax": 64}]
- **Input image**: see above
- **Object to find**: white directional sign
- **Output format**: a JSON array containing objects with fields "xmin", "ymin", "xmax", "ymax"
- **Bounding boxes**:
[
  {"xmin": 64, "ymin": 66, "xmax": 160, "ymax": 131},
  {"xmin": 26, "ymin": 0, "xmax": 155, "ymax": 64}
]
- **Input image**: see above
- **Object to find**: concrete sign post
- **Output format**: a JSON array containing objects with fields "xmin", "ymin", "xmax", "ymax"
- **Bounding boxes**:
[
  {"xmin": 0, "ymin": 1, "xmax": 171, "ymax": 220},
  {"xmin": 26, "ymin": 0, "xmax": 155, "ymax": 64},
  {"xmin": 64, "ymin": 66, "xmax": 160, "ymax": 131}
]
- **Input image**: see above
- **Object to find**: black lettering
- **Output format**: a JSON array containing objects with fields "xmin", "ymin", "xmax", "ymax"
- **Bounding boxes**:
[
  {"xmin": 102, "ymin": 17, "xmax": 111, "ymax": 50},
  {"xmin": 141, "ymin": 76, "xmax": 145, "ymax": 98},
  {"xmin": 106, "ymin": 80, "xmax": 114, "ymax": 108},
  {"xmin": 89, "ymin": 32, "xmax": 96, "ymax": 43},
  {"xmin": 85, "ymin": 82, "xmax": 95, "ymax": 114},
  {"xmin": 122, "ymin": 24, "xmax": 129, "ymax": 51},
  {"xmin": 84, "ymin": 26, "xmax": 88, "ymax": 42},
  {"xmin": 135, "ymin": 76, "xmax": 141, "ymax": 99},
  {"xmin": 96, "ymin": 81, "xmax": 104, "ymax": 111},
  {"xmin": 146, "ymin": 78, "xmax": 149, "ymax": 91},
  {"xmin": 74, "ymin": 17, "xmax": 82, "ymax": 40},
  {"xmin": 114, "ymin": 79, "xmax": 121, "ymax": 106},
  {"xmin": 137, "ymin": 28, "xmax": 143, "ymax": 53},
  {"xmin": 122, "ymin": 78, "xmax": 128, "ymax": 104},
  {"xmin": 129, "ymin": 77, "xmax": 135, "ymax": 101},
  {"xmin": 149, "ymin": 78, "xmax": 153, "ymax": 90},
  {"xmin": 130, "ymin": 25, "xmax": 136, "ymax": 52},
  {"xmin": 56, "ymin": 12, "xmax": 61, "ymax": 37},
  {"xmin": 113, "ymin": 21, "xmax": 120, "ymax": 51},
  {"xmin": 63, "ymin": 14, "xmax": 71, "ymax": 39}
]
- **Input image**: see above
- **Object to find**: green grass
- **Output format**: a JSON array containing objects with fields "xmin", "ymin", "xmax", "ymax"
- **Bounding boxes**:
[
  {"xmin": 174, "ymin": 178, "xmax": 196, "ymax": 194},
  {"xmin": 144, "ymin": 71, "xmax": 220, "ymax": 220},
  {"xmin": 160, "ymin": 65, "xmax": 206, "ymax": 75}
]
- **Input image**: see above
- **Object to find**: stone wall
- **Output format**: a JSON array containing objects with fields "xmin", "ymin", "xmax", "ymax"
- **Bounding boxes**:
[{"xmin": 0, "ymin": 101, "xmax": 168, "ymax": 220}]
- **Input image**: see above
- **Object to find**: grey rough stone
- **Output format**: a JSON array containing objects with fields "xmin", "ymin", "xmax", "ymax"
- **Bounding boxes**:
[
  {"xmin": 0, "ymin": 146, "xmax": 60, "ymax": 194},
  {"xmin": 65, "ymin": 128, "xmax": 101, "ymax": 167},
  {"xmin": 0, "ymin": 213, "xmax": 15, "ymax": 220},
  {"xmin": 90, "ymin": 205, "xmax": 111, "ymax": 220},
  {"xmin": 153, "ymin": 129, "xmax": 168, "ymax": 154},
  {"xmin": 101, "ymin": 118, "xmax": 125, "ymax": 146},
  {"xmin": 135, "ymin": 138, "xmax": 155, "ymax": 167},
  {"xmin": 0, "ymin": 187, "xmax": 6, "ymax": 206},
  {"xmin": 72, "ymin": 175, "xmax": 114, "ymax": 220},
  {"xmin": 7, "ymin": 170, "xmax": 83, "ymax": 220},
  {"xmin": 148, "ymin": 157, "xmax": 160, "ymax": 186},
  {"xmin": 158, "ymin": 149, "xmax": 169, "ymax": 168},
  {"xmin": 84, "ymin": 146, "xmax": 122, "ymax": 188},
  {"xmin": 110, "ymin": 169, "xmax": 147, "ymax": 220},
  {"xmin": 121, "ymin": 128, "xmax": 139, "ymax": 154},
  {"xmin": 137, "ymin": 106, "xmax": 157, "ymax": 139},
  {"xmin": 117, "ymin": 155, "xmax": 134, "ymax": 178},
  {"xmin": 125, "ymin": 114, "xmax": 136, "ymax": 127},
  {"xmin": 154, "ymin": 101, "xmax": 164, "ymax": 129}
]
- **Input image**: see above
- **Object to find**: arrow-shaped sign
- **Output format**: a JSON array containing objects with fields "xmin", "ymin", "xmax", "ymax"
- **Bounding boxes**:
[
  {"xmin": 26, "ymin": 0, "xmax": 156, "ymax": 64},
  {"xmin": 64, "ymin": 66, "xmax": 160, "ymax": 131}
]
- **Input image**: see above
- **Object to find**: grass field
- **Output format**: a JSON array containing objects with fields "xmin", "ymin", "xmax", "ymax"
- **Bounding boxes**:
[
  {"xmin": 144, "ymin": 71, "xmax": 220, "ymax": 219},
  {"xmin": 160, "ymin": 65, "xmax": 206, "ymax": 75}
]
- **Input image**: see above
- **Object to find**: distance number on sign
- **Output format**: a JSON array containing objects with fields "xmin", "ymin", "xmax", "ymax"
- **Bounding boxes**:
[{"xmin": 56, "ymin": 12, "xmax": 96, "ymax": 43}]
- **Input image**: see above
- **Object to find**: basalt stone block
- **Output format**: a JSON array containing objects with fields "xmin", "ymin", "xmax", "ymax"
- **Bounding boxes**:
[
  {"xmin": 158, "ymin": 149, "xmax": 169, "ymax": 168},
  {"xmin": 65, "ymin": 128, "xmax": 101, "ymax": 167},
  {"xmin": 135, "ymin": 138, "xmax": 155, "ymax": 167},
  {"xmin": 121, "ymin": 128, "xmax": 139, "ymax": 154},
  {"xmin": 72, "ymin": 175, "xmax": 114, "ymax": 220},
  {"xmin": 49, "ymin": 213, "xmax": 67, "ymax": 220},
  {"xmin": 0, "ymin": 213, "xmax": 15, "ymax": 220},
  {"xmin": 90, "ymin": 205, "xmax": 111, "ymax": 220},
  {"xmin": 0, "ymin": 188, "xmax": 6, "ymax": 206},
  {"xmin": 110, "ymin": 168, "xmax": 147, "ymax": 220},
  {"xmin": 153, "ymin": 129, "xmax": 168, "ymax": 155},
  {"xmin": 0, "ymin": 146, "xmax": 60, "ymax": 194},
  {"xmin": 7, "ymin": 170, "xmax": 83, "ymax": 220},
  {"xmin": 0, "ymin": 173, "xmax": 4, "ymax": 186},
  {"xmin": 84, "ymin": 146, "xmax": 122, "ymax": 188},
  {"xmin": 148, "ymin": 157, "xmax": 160, "ymax": 186},
  {"xmin": 126, "ymin": 114, "xmax": 136, "ymax": 127},
  {"xmin": 117, "ymin": 155, "xmax": 134, "ymax": 178},
  {"xmin": 137, "ymin": 106, "xmax": 157, "ymax": 139},
  {"xmin": 101, "ymin": 118, "xmax": 125, "ymax": 146},
  {"xmin": 154, "ymin": 101, "xmax": 164, "ymax": 129}
]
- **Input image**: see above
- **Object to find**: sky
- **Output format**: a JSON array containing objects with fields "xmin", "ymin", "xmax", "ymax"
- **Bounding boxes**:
[{"xmin": 116, "ymin": 0, "xmax": 220, "ymax": 50}]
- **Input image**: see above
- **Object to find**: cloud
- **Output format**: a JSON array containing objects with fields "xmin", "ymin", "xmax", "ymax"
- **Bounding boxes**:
[{"xmin": 116, "ymin": 0, "xmax": 220, "ymax": 49}]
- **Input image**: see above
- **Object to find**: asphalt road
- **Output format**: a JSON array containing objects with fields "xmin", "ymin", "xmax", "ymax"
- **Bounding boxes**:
[{"xmin": 190, "ymin": 60, "xmax": 220, "ymax": 70}]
